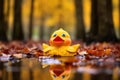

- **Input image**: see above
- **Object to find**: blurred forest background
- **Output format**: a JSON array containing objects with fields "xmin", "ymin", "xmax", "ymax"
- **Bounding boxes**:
[{"xmin": 0, "ymin": 0, "xmax": 119, "ymax": 42}]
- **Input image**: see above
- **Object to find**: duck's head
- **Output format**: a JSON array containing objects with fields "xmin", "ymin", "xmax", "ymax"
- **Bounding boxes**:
[{"xmin": 49, "ymin": 28, "xmax": 71, "ymax": 46}]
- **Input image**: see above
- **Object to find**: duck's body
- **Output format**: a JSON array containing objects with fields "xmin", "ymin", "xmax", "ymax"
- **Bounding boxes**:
[
  {"xmin": 42, "ymin": 28, "xmax": 80, "ymax": 56},
  {"xmin": 43, "ymin": 43, "xmax": 80, "ymax": 56}
]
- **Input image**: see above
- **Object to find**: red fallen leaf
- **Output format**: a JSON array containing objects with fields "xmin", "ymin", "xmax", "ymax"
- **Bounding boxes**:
[
  {"xmin": 9, "ymin": 41, "xmax": 24, "ymax": 48},
  {"xmin": 2, "ymin": 49, "xmax": 9, "ymax": 54},
  {"xmin": 86, "ymin": 48, "xmax": 111, "ymax": 56},
  {"xmin": 34, "ymin": 50, "xmax": 43, "ymax": 57},
  {"xmin": 22, "ymin": 47, "xmax": 30, "ymax": 54},
  {"xmin": 26, "ymin": 41, "xmax": 37, "ymax": 48},
  {"xmin": 9, "ymin": 49, "xmax": 16, "ymax": 54},
  {"xmin": 87, "ymin": 50, "xmax": 96, "ymax": 55},
  {"xmin": 0, "ymin": 51, "xmax": 2, "ymax": 56}
]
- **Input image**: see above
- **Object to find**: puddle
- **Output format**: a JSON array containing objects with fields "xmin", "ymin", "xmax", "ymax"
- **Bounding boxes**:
[{"xmin": 0, "ymin": 56, "xmax": 120, "ymax": 80}]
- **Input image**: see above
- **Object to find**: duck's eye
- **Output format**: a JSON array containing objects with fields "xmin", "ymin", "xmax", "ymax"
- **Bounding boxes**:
[
  {"xmin": 62, "ymin": 34, "xmax": 65, "ymax": 37},
  {"xmin": 61, "ymin": 75, "xmax": 65, "ymax": 79},
  {"xmin": 53, "ymin": 34, "xmax": 57, "ymax": 37},
  {"xmin": 53, "ymin": 75, "xmax": 56, "ymax": 78}
]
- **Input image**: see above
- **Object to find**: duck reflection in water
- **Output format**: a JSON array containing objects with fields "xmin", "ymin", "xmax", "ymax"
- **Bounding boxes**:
[
  {"xmin": 41, "ymin": 56, "xmax": 79, "ymax": 80},
  {"xmin": 49, "ymin": 64, "xmax": 71, "ymax": 80}
]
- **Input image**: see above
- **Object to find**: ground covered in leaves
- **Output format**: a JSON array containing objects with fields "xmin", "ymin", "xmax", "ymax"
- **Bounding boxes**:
[{"xmin": 0, "ymin": 41, "xmax": 119, "ymax": 62}]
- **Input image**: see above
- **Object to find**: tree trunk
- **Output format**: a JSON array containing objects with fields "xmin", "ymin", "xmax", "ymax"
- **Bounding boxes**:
[
  {"xmin": 97, "ymin": 0, "xmax": 117, "ymax": 41},
  {"xmin": 39, "ymin": 16, "xmax": 45, "ymax": 40},
  {"xmin": 88, "ymin": 0, "xmax": 98, "ymax": 42},
  {"xmin": 7, "ymin": 0, "xmax": 10, "ymax": 19},
  {"xmin": 5, "ymin": 0, "xmax": 10, "ymax": 40},
  {"xmin": 89, "ymin": 0, "xmax": 117, "ymax": 42},
  {"xmin": 29, "ymin": 0, "xmax": 34, "ymax": 39},
  {"xmin": 0, "ymin": 0, "xmax": 8, "ymax": 41},
  {"xmin": 119, "ymin": 0, "xmax": 120, "ymax": 41},
  {"xmin": 12, "ymin": 0, "xmax": 24, "ymax": 40},
  {"xmin": 74, "ymin": 0, "xmax": 86, "ymax": 40}
]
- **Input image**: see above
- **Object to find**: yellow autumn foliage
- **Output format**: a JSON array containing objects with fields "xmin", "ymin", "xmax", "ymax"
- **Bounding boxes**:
[{"xmin": 5, "ymin": 0, "xmax": 119, "ymax": 33}]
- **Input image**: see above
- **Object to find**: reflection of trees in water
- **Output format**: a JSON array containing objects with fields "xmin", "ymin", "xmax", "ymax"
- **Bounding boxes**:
[
  {"xmin": 21, "ymin": 58, "xmax": 52, "ymax": 80},
  {"xmin": 91, "ymin": 73, "xmax": 112, "ymax": 80},
  {"xmin": 0, "ymin": 58, "xmax": 52, "ymax": 80},
  {"xmin": 73, "ymin": 66, "xmax": 120, "ymax": 80},
  {"xmin": 0, "ymin": 62, "xmax": 4, "ymax": 79},
  {"xmin": 12, "ymin": 62, "xmax": 21, "ymax": 80},
  {"xmin": 0, "ymin": 57, "xmax": 120, "ymax": 80}
]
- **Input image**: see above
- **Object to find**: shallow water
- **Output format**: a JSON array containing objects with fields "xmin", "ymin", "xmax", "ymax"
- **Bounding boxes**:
[{"xmin": 0, "ymin": 56, "xmax": 120, "ymax": 80}]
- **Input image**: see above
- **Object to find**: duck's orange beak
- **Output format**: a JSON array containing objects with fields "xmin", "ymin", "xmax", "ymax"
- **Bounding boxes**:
[{"xmin": 53, "ymin": 36, "xmax": 64, "ymax": 44}]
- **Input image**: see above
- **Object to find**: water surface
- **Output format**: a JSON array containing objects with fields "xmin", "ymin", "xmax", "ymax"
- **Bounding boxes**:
[{"xmin": 0, "ymin": 56, "xmax": 120, "ymax": 80}]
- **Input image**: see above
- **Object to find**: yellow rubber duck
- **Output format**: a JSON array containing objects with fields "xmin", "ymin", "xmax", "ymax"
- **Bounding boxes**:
[{"xmin": 42, "ymin": 28, "xmax": 80, "ymax": 56}]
